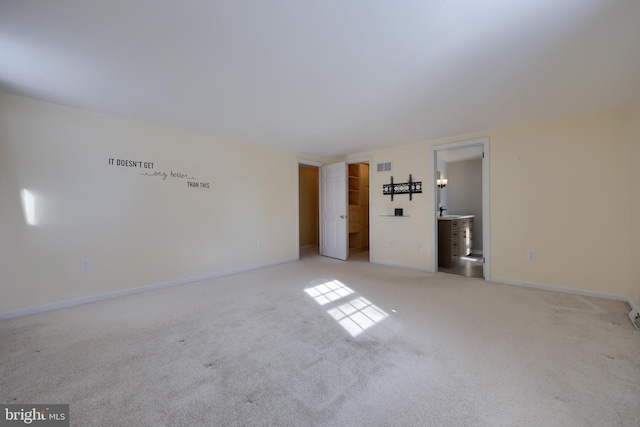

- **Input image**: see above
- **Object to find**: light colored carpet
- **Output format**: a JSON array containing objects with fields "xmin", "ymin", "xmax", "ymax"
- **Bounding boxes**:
[{"xmin": 1, "ymin": 250, "xmax": 639, "ymax": 426}]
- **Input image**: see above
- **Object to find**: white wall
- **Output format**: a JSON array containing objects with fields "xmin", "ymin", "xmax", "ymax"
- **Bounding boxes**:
[
  {"xmin": 446, "ymin": 159, "xmax": 483, "ymax": 251},
  {"xmin": 0, "ymin": 93, "xmax": 298, "ymax": 316}
]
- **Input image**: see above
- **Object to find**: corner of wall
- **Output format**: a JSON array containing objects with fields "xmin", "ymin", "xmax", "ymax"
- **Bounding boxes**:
[{"xmin": 628, "ymin": 102, "xmax": 640, "ymax": 311}]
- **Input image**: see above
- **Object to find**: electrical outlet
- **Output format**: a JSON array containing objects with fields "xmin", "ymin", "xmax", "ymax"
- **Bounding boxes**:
[
  {"xmin": 388, "ymin": 240, "xmax": 394, "ymax": 247},
  {"xmin": 527, "ymin": 250, "xmax": 536, "ymax": 261},
  {"xmin": 417, "ymin": 243, "xmax": 423, "ymax": 251},
  {"xmin": 81, "ymin": 259, "xmax": 91, "ymax": 271}
]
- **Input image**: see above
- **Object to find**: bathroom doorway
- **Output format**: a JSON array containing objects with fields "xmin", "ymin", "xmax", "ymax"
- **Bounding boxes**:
[{"xmin": 430, "ymin": 138, "xmax": 490, "ymax": 280}]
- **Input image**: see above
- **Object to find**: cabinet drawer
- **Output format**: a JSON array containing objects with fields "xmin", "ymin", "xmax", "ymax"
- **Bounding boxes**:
[
  {"xmin": 349, "ymin": 205, "xmax": 361, "ymax": 218},
  {"xmin": 460, "ymin": 218, "xmax": 470, "ymax": 227},
  {"xmin": 451, "ymin": 219, "xmax": 460, "ymax": 228},
  {"xmin": 451, "ymin": 241, "xmax": 459, "ymax": 254}
]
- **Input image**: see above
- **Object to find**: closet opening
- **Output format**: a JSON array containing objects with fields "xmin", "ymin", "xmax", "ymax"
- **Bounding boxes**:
[
  {"xmin": 347, "ymin": 162, "xmax": 370, "ymax": 262},
  {"xmin": 298, "ymin": 162, "xmax": 320, "ymax": 258}
]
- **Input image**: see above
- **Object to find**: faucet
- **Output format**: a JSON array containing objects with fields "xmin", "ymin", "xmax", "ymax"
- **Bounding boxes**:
[{"xmin": 439, "ymin": 206, "xmax": 447, "ymax": 217}]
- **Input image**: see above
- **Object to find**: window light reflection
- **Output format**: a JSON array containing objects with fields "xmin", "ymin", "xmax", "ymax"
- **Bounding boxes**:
[
  {"xmin": 327, "ymin": 297, "xmax": 389, "ymax": 337},
  {"xmin": 304, "ymin": 280, "xmax": 354, "ymax": 305},
  {"xmin": 304, "ymin": 279, "xmax": 390, "ymax": 337},
  {"xmin": 21, "ymin": 189, "xmax": 37, "ymax": 225}
]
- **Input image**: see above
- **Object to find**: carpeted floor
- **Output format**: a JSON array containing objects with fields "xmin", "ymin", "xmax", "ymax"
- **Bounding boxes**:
[{"xmin": 1, "ymin": 250, "xmax": 639, "ymax": 426}]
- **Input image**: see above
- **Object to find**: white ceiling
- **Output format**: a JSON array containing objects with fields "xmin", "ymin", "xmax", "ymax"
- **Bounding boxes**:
[{"xmin": 1, "ymin": 1, "xmax": 639, "ymax": 159}]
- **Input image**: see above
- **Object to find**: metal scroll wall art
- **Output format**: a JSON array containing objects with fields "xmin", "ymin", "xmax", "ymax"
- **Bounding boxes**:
[{"xmin": 383, "ymin": 174, "xmax": 422, "ymax": 201}]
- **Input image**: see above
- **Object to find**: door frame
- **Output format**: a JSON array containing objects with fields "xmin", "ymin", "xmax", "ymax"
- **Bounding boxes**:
[
  {"xmin": 296, "ymin": 157, "xmax": 372, "ymax": 262},
  {"xmin": 296, "ymin": 159, "xmax": 323, "ymax": 260},
  {"xmin": 429, "ymin": 137, "xmax": 491, "ymax": 280},
  {"xmin": 347, "ymin": 156, "xmax": 372, "ymax": 262}
]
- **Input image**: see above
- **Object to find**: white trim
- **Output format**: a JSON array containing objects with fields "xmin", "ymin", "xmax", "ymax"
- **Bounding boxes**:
[
  {"xmin": 430, "ymin": 137, "xmax": 491, "ymax": 280},
  {"xmin": 370, "ymin": 259, "xmax": 434, "ymax": 273},
  {"xmin": 492, "ymin": 277, "xmax": 640, "ymax": 330},
  {"xmin": 297, "ymin": 159, "xmax": 323, "ymax": 167},
  {"xmin": 431, "ymin": 137, "xmax": 489, "ymax": 152},
  {"xmin": 628, "ymin": 298, "xmax": 639, "ymax": 323},
  {"xmin": 491, "ymin": 276, "xmax": 628, "ymax": 302},
  {"xmin": 0, "ymin": 259, "xmax": 297, "ymax": 320},
  {"xmin": 348, "ymin": 156, "xmax": 371, "ymax": 165},
  {"xmin": 318, "ymin": 165, "xmax": 324, "ymax": 257}
]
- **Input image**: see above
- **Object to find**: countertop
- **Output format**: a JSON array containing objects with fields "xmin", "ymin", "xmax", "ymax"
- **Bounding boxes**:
[{"xmin": 437, "ymin": 215, "xmax": 474, "ymax": 220}]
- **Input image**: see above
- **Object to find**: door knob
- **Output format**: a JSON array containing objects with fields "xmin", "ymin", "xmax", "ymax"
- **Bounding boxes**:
[{"xmin": 340, "ymin": 215, "xmax": 345, "ymax": 219}]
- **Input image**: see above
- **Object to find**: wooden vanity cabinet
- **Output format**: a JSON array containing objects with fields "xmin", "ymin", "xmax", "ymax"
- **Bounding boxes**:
[
  {"xmin": 438, "ymin": 216, "xmax": 473, "ymax": 267},
  {"xmin": 459, "ymin": 217, "xmax": 473, "ymax": 257}
]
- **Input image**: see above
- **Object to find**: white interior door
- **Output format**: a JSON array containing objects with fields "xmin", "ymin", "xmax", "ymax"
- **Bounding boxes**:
[{"xmin": 321, "ymin": 162, "xmax": 348, "ymax": 260}]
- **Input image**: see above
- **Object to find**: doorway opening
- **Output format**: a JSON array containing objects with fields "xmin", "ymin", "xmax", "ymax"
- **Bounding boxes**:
[
  {"xmin": 431, "ymin": 138, "xmax": 490, "ymax": 280},
  {"xmin": 347, "ymin": 162, "xmax": 370, "ymax": 262},
  {"xmin": 298, "ymin": 162, "xmax": 321, "ymax": 259},
  {"xmin": 299, "ymin": 159, "xmax": 371, "ymax": 262},
  {"xmin": 298, "ymin": 164, "xmax": 320, "ymax": 253}
]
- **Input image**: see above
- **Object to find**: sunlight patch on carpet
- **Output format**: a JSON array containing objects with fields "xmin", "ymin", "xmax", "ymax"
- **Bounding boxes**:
[
  {"xmin": 305, "ymin": 280, "xmax": 390, "ymax": 336},
  {"xmin": 327, "ymin": 297, "xmax": 389, "ymax": 337},
  {"xmin": 304, "ymin": 280, "xmax": 354, "ymax": 305}
]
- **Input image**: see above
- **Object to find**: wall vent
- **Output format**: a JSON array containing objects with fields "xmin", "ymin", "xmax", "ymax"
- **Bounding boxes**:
[{"xmin": 376, "ymin": 162, "xmax": 392, "ymax": 172}]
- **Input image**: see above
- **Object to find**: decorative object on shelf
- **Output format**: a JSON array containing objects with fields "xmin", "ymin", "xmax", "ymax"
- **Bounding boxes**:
[
  {"xmin": 437, "ymin": 177, "xmax": 448, "ymax": 188},
  {"xmin": 383, "ymin": 174, "xmax": 422, "ymax": 201},
  {"xmin": 394, "ymin": 208, "xmax": 403, "ymax": 216}
]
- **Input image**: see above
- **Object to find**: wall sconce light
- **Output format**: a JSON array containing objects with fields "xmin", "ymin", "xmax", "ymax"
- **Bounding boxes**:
[{"xmin": 437, "ymin": 178, "xmax": 448, "ymax": 188}]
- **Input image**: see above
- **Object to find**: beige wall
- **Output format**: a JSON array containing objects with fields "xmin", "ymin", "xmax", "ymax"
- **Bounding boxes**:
[
  {"xmin": 0, "ymin": 93, "xmax": 298, "ymax": 315},
  {"xmin": 298, "ymin": 165, "xmax": 319, "ymax": 247},
  {"xmin": 352, "ymin": 108, "xmax": 633, "ymax": 299},
  {"xmin": 2, "ymin": 92, "xmax": 638, "ymax": 315},
  {"xmin": 629, "ymin": 102, "xmax": 640, "ymax": 310},
  {"xmin": 366, "ymin": 143, "xmax": 432, "ymax": 269},
  {"xmin": 489, "ymin": 112, "xmax": 629, "ymax": 295}
]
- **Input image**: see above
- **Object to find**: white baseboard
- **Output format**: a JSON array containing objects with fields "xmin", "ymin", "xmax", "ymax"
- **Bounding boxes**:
[
  {"xmin": 627, "ymin": 298, "xmax": 640, "ymax": 330},
  {"xmin": 0, "ymin": 258, "xmax": 297, "ymax": 320},
  {"xmin": 370, "ymin": 259, "xmax": 435, "ymax": 273},
  {"xmin": 491, "ymin": 277, "xmax": 640, "ymax": 331},
  {"xmin": 491, "ymin": 276, "xmax": 628, "ymax": 302}
]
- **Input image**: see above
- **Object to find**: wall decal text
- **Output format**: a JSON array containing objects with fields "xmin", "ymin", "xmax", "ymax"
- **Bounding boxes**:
[{"xmin": 108, "ymin": 157, "xmax": 210, "ymax": 189}]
